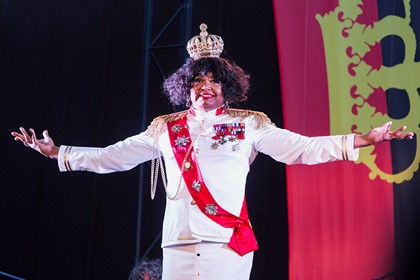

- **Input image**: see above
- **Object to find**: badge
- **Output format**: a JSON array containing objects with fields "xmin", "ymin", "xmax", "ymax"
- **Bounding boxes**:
[
  {"xmin": 205, "ymin": 204, "xmax": 218, "ymax": 215},
  {"xmin": 192, "ymin": 180, "xmax": 202, "ymax": 192},
  {"xmin": 212, "ymin": 123, "xmax": 245, "ymax": 140},
  {"xmin": 174, "ymin": 135, "xmax": 190, "ymax": 147},
  {"xmin": 171, "ymin": 124, "xmax": 183, "ymax": 133}
]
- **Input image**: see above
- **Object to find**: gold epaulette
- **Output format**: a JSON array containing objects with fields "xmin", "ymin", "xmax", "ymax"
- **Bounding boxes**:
[
  {"xmin": 226, "ymin": 109, "xmax": 276, "ymax": 129},
  {"xmin": 145, "ymin": 108, "xmax": 275, "ymax": 138},
  {"xmin": 145, "ymin": 110, "xmax": 189, "ymax": 138}
]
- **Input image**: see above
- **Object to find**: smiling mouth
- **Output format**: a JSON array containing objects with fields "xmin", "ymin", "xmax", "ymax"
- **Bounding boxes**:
[{"xmin": 198, "ymin": 91, "xmax": 214, "ymax": 99}]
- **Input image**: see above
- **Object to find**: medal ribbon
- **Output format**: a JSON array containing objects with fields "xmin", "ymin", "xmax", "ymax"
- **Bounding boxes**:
[{"xmin": 167, "ymin": 117, "xmax": 258, "ymax": 256}]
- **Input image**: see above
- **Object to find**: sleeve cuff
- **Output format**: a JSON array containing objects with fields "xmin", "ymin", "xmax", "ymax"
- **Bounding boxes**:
[
  {"xmin": 58, "ymin": 145, "xmax": 73, "ymax": 172},
  {"xmin": 341, "ymin": 134, "xmax": 359, "ymax": 161}
]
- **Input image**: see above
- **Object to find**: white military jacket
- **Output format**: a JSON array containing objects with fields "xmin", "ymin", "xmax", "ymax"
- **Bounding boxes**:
[{"xmin": 57, "ymin": 107, "xmax": 359, "ymax": 248}]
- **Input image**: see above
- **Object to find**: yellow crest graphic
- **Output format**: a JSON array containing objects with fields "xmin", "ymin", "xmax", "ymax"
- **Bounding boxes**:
[{"xmin": 316, "ymin": 0, "xmax": 419, "ymax": 183}]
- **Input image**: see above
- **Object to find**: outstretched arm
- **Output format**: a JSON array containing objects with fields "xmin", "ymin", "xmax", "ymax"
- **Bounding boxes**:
[
  {"xmin": 354, "ymin": 122, "xmax": 414, "ymax": 148},
  {"xmin": 11, "ymin": 127, "xmax": 59, "ymax": 159}
]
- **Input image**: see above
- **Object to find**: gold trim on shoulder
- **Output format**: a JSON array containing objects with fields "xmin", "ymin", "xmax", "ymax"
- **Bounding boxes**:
[
  {"xmin": 145, "ymin": 108, "xmax": 275, "ymax": 137},
  {"xmin": 226, "ymin": 109, "xmax": 276, "ymax": 129},
  {"xmin": 145, "ymin": 110, "xmax": 189, "ymax": 138}
]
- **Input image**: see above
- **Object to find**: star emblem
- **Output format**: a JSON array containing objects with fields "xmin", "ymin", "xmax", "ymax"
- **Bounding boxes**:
[
  {"xmin": 171, "ymin": 124, "xmax": 183, "ymax": 133},
  {"xmin": 184, "ymin": 161, "xmax": 192, "ymax": 170},
  {"xmin": 192, "ymin": 180, "xmax": 201, "ymax": 192},
  {"xmin": 231, "ymin": 143, "xmax": 240, "ymax": 152},
  {"xmin": 205, "ymin": 204, "xmax": 218, "ymax": 215},
  {"xmin": 218, "ymin": 136, "xmax": 227, "ymax": 145},
  {"xmin": 175, "ymin": 135, "xmax": 190, "ymax": 147},
  {"xmin": 228, "ymin": 136, "xmax": 237, "ymax": 142}
]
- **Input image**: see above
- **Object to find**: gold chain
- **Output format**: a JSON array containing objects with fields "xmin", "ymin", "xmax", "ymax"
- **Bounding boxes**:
[{"xmin": 150, "ymin": 140, "xmax": 194, "ymax": 200}]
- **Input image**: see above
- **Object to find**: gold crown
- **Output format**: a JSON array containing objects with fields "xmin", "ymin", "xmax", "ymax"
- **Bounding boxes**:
[{"xmin": 186, "ymin": 23, "xmax": 224, "ymax": 60}]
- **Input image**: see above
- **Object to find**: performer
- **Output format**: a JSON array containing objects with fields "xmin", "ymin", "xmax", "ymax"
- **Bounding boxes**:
[
  {"xmin": 11, "ymin": 24, "xmax": 414, "ymax": 280},
  {"xmin": 128, "ymin": 258, "xmax": 162, "ymax": 280}
]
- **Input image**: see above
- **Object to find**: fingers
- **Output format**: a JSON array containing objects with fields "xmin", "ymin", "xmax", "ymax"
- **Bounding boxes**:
[
  {"xmin": 389, "ymin": 125, "xmax": 414, "ymax": 140},
  {"xmin": 382, "ymin": 121, "xmax": 392, "ymax": 133},
  {"xmin": 29, "ymin": 128, "xmax": 37, "ymax": 136},
  {"xmin": 11, "ymin": 127, "xmax": 31, "ymax": 145},
  {"xmin": 42, "ymin": 130, "xmax": 51, "ymax": 142},
  {"xmin": 400, "ymin": 132, "xmax": 414, "ymax": 139},
  {"xmin": 373, "ymin": 122, "xmax": 391, "ymax": 135},
  {"xmin": 371, "ymin": 122, "xmax": 414, "ymax": 142},
  {"xmin": 19, "ymin": 127, "xmax": 32, "ymax": 144},
  {"xmin": 11, "ymin": 131, "xmax": 25, "ymax": 142},
  {"xmin": 11, "ymin": 127, "xmax": 38, "ymax": 147},
  {"xmin": 391, "ymin": 125, "xmax": 407, "ymax": 135},
  {"xmin": 393, "ymin": 131, "xmax": 414, "ymax": 139},
  {"xmin": 29, "ymin": 128, "xmax": 37, "ymax": 141}
]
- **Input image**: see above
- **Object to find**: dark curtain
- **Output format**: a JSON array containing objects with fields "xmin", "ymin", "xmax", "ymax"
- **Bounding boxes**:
[{"xmin": 0, "ymin": 1, "xmax": 287, "ymax": 279}]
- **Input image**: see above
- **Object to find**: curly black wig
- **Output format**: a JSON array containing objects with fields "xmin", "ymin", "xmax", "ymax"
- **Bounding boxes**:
[{"xmin": 163, "ymin": 57, "xmax": 250, "ymax": 107}]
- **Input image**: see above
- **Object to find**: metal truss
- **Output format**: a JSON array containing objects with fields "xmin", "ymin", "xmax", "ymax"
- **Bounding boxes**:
[{"xmin": 135, "ymin": 0, "xmax": 193, "ymax": 264}]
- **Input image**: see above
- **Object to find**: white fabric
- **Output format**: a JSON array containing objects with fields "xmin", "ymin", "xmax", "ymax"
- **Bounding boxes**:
[
  {"xmin": 162, "ymin": 242, "xmax": 253, "ymax": 280},
  {"xmin": 57, "ymin": 107, "xmax": 359, "ymax": 249}
]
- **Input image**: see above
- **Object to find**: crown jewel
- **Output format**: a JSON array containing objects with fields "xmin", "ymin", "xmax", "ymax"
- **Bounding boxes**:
[{"xmin": 186, "ymin": 23, "xmax": 224, "ymax": 60}]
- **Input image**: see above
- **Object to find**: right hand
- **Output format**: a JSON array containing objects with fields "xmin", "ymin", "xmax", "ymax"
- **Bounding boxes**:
[{"xmin": 11, "ymin": 127, "xmax": 59, "ymax": 159}]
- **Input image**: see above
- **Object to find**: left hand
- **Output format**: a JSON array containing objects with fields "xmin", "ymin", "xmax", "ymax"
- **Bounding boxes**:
[{"xmin": 354, "ymin": 121, "xmax": 414, "ymax": 148}]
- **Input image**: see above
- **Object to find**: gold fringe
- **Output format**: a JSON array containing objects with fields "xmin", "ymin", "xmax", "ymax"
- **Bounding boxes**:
[
  {"xmin": 145, "ymin": 110, "xmax": 189, "ymax": 138},
  {"xmin": 145, "ymin": 108, "xmax": 275, "ymax": 138},
  {"xmin": 226, "ymin": 109, "xmax": 275, "ymax": 129}
]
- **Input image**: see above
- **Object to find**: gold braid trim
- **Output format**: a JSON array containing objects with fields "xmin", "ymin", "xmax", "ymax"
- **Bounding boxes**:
[
  {"xmin": 226, "ymin": 109, "xmax": 276, "ymax": 129},
  {"xmin": 145, "ymin": 110, "xmax": 189, "ymax": 138}
]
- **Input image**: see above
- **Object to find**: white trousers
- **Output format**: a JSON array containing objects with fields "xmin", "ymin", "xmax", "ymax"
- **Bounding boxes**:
[{"xmin": 162, "ymin": 242, "xmax": 254, "ymax": 280}]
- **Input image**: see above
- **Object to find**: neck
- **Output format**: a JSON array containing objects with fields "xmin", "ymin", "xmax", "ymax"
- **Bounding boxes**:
[
  {"xmin": 192, "ymin": 105, "xmax": 215, "ymax": 112},
  {"xmin": 190, "ymin": 106, "xmax": 226, "ymax": 116}
]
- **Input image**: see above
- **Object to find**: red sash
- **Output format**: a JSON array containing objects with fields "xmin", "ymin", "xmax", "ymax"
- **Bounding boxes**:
[{"xmin": 167, "ymin": 116, "xmax": 258, "ymax": 256}]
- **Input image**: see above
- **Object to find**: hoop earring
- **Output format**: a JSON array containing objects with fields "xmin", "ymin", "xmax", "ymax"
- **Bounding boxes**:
[
  {"xmin": 186, "ymin": 100, "xmax": 191, "ymax": 108},
  {"xmin": 223, "ymin": 101, "xmax": 229, "ymax": 110}
]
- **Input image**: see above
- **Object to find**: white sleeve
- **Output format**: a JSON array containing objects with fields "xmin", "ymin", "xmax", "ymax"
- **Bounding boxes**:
[
  {"xmin": 57, "ymin": 131, "xmax": 158, "ymax": 173},
  {"xmin": 253, "ymin": 124, "xmax": 359, "ymax": 165}
]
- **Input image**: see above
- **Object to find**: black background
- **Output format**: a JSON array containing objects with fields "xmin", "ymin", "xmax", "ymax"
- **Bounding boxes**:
[{"xmin": 0, "ymin": 1, "xmax": 287, "ymax": 279}]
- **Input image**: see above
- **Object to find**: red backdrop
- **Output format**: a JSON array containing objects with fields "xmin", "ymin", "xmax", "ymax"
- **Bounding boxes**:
[{"xmin": 272, "ymin": 1, "xmax": 396, "ymax": 279}]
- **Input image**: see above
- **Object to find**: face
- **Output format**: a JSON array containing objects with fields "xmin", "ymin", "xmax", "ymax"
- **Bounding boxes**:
[{"xmin": 190, "ymin": 72, "xmax": 224, "ymax": 111}]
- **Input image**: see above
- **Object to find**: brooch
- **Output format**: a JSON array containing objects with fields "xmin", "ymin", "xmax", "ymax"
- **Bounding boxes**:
[
  {"xmin": 205, "ymin": 204, "xmax": 218, "ymax": 215},
  {"xmin": 171, "ymin": 124, "xmax": 183, "ymax": 133},
  {"xmin": 192, "ymin": 180, "xmax": 202, "ymax": 192},
  {"xmin": 174, "ymin": 135, "xmax": 190, "ymax": 147}
]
